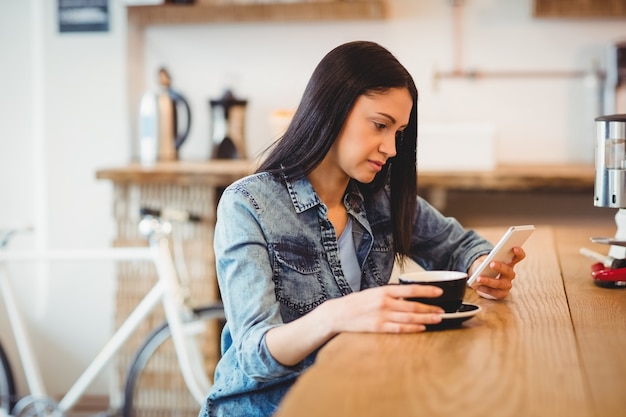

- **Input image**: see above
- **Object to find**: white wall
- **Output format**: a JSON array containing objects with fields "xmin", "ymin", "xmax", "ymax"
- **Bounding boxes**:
[
  {"xmin": 147, "ymin": 1, "xmax": 625, "ymax": 166},
  {"xmin": 0, "ymin": 0, "xmax": 624, "ymax": 403},
  {"xmin": 1, "ymin": 0, "xmax": 127, "ymax": 401}
]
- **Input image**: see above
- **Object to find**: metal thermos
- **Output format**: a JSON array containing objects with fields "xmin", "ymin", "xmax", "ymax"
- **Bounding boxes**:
[{"xmin": 138, "ymin": 67, "xmax": 191, "ymax": 166}]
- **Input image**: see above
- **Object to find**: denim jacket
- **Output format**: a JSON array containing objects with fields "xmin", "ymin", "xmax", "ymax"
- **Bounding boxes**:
[{"xmin": 200, "ymin": 172, "xmax": 492, "ymax": 417}]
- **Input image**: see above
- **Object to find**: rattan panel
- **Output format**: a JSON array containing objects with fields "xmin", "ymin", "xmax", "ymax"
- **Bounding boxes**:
[{"xmin": 111, "ymin": 182, "xmax": 220, "ymax": 417}]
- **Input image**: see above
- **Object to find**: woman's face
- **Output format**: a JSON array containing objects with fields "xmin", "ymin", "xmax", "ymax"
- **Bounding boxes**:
[{"xmin": 329, "ymin": 87, "xmax": 412, "ymax": 184}]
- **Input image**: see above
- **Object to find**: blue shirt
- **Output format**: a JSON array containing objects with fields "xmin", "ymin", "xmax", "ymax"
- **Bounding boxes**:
[
  {"xmin": 337, "ymin": 217, "xmax": 361, "ymax": 292},
  {"xmin": 200, "ymin": 172, "xmax": 492, "ymax": 417}
]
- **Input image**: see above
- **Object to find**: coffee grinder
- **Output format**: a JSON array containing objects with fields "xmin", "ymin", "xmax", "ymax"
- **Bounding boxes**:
[
  {"xmin": 588, "ymin": 114, "xmax": 626, "ymax": 286},
  {"xmin": 583, "ymin": 40, "xmax": 626, "ymax": 286}
]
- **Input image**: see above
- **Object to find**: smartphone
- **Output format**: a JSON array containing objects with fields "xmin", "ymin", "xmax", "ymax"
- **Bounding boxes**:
[{"xmin": 467, "ymin": 225, "xmax": 535, "ymax": 286}]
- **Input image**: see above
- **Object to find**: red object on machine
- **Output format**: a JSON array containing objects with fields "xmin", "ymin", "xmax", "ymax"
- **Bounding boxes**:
[{"xmin": 591, "ymin": 262, "xmax": 626, "ymax": 287}]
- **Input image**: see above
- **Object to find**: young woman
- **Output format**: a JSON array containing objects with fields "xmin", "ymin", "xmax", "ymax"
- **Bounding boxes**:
[{"xmin": 199, "ymin": 41, "xmax": 526, "ymax": 417}]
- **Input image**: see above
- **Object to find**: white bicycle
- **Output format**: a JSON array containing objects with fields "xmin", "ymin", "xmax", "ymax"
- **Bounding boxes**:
[{"xmin": 0, "ymin": 208, "xmax": 224, "ymax": 417}]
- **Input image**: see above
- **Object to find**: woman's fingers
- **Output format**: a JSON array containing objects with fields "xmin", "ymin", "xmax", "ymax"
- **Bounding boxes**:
[
  {"xmin": 332, "ymin": 285, "xmax": 446, "ymax": 333},
  {"xmin": 384, "ymin": 282, "xmax": 443, "ymax": 300}
]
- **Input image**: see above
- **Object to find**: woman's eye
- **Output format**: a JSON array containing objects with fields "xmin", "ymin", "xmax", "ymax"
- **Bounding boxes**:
[{"xmin": 374, "ymin": 122, "xmax": 387, "ymax": 130}]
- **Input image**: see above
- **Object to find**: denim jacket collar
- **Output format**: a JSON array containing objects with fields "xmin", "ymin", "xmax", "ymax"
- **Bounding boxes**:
[
  {"xmin": 282, "ymin": 174, "xmax": 323, "ymax": 214},
  {"xmin": 283, "ymin": 173, "xmax": 369, "ymax": 221}
]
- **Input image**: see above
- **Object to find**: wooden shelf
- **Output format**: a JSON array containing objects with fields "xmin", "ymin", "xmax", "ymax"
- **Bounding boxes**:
[
  {"xmin": 533, "ymin": 0, "xmax": 626, "ymax": 17},
  {"xmin": 98, "ymin": 161, "xmax": 595, "ymax": 191},
  {"xmin": 96, "ymin": 160, "xmax": 255, "ymax": 186},
  {"xmin": 417, "ymin": 163, "xmax": 596, "ymax": 210},
  {"xmin": 418, "ymin": 164, "xmax": 595, "ymax": 192},
  {"xmin": 128, "ymin": 1, "xmax": 386, "ymax": 26}
]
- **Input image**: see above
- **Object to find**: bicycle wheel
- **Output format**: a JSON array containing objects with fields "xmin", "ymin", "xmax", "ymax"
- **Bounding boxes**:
[
  {"xmin": 0, "ymin": 340, "xmax": 16, "ymax": 416},
  {"xmin": 122, "ymin": 305, "xmax": 225, "ymax": 417}
]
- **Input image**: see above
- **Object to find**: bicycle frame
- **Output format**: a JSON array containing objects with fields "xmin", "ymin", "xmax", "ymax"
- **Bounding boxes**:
[{"xmin": 0, "ymin": 220, "xmax": 211, "ymax": 415}]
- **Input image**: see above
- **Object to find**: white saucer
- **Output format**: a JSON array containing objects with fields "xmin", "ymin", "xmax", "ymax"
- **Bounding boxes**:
[
  {"xmin": 427, "ymin": 303, "xmax": 481, "ymax": 330},
  {"xmin": 441, "ymin": 303, "xmax": 481, "ymax": 319}
]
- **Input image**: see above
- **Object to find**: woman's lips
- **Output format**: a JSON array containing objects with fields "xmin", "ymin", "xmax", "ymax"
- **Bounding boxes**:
[{"xmin": 368, "ymin": 160, "xmax": 384, "ymax": 171}]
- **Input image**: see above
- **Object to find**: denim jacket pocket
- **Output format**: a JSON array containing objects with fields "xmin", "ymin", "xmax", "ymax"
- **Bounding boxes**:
[{"xmin": 270, "ymin": 242, "xmax": 326, "ymax": 320}]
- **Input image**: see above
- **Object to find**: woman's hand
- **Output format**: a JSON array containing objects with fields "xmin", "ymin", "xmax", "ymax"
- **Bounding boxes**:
[
  {"xmin": 266, "ymin": 284, "xmax": 445, "ymax": 366},
  {"xmin": 324, "ymin": 284, "xmax": 445, "ymax": 335},
  {"xmin": 469, "ymin": 247, "xmax": 527, "ymax": 300}
]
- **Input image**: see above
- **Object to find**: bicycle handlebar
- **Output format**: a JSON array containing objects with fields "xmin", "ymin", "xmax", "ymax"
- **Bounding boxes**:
[
  {"xmin": 0, "ymin": 226, "xmax": 33, "ymax": 249},
  {"xmin": 140, "ymin": 207, "xmax": 202, "ymax": 223},
  {"xmin": 0, "ymin": 208, "xmax": 202, "ymax": 249}
]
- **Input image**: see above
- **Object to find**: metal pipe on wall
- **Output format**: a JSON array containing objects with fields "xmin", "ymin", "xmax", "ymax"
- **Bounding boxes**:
[{"xmin": 433, "ymin": 0, "xmax": 598, "ymax": 90}]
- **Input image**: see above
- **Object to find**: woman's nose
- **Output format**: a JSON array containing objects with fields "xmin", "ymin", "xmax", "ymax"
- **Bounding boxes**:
[{"xmin": 379, "ymin": 133, "xmax": 397, "ymax": 158}]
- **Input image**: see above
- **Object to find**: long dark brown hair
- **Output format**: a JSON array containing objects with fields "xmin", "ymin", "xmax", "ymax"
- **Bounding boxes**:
[{"xmin": 258, "ymin": 41, "xmax": 419, "ymax": 262}]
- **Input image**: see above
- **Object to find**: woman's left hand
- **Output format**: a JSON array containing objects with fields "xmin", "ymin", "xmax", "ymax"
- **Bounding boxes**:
[{"xmin": 469, "ymin": 247, "xmax": 526, "ymax": 300}]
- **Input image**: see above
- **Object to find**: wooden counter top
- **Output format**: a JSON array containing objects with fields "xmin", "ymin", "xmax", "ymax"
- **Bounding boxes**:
[
  {"xmin": 554, "ymin": 226, "xmax": 626, "ymax": 415},
  {"xmin": 273, "ymin": 225, "xmax": 626, "ymax": 417}
]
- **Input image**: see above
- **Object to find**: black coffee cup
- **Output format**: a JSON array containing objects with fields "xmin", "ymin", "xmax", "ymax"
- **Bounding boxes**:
[{"xmin": 398, "ymin": 270, "xmax": 468, "ymax": 313}]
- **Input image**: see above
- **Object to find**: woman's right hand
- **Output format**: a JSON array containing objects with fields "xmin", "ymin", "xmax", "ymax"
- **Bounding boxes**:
[
  {"xmin": 266, "ymin": 284, "xmax": 444, "ymax": 366},
  {"xmin": 323, "ymin": 284, "xmax": 445, "ymax": 335}
]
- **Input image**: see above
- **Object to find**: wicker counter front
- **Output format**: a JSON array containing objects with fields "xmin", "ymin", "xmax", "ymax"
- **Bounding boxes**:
[{"xmin": 96, "ymin": 160, "xmax": 253, "ymax": 417}]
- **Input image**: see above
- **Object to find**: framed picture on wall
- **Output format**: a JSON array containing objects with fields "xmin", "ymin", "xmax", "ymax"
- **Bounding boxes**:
[{"xmin": 58, "ymin": 0, "xmax": 109, "ymax": 33}]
